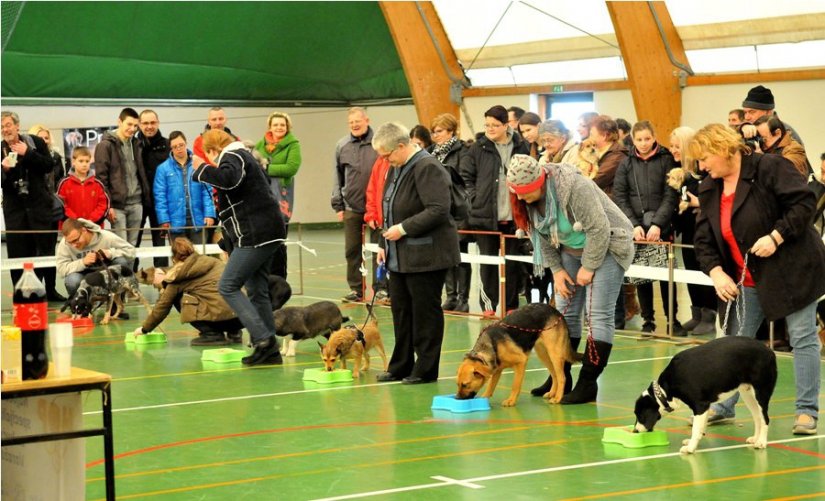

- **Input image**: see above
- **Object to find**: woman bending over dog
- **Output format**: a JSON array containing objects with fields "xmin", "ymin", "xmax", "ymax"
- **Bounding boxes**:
[
  {"xmin": 507, "ymin": 154, "xmax": 634, "ymax": 404},
  {"xmin": 135, "ymin": 237, "xmax": 244, "ymax": 346}
]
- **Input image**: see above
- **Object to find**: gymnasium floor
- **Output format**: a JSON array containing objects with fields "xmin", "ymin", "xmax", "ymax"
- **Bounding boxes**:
[{"xmin": 1, "ymin": 228, "xmax": 823, "ymax": 500}]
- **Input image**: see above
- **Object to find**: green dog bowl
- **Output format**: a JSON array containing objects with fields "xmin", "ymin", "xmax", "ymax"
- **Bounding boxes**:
[
  {"xmin": 602, "ymin": 426, "xmax": 670, "ymax": 448},
  {"xmin": 201, "ymin": 348, "xmax": 246, "ymax": 364},
  {"xmin": 124, "ymin": 332, "xmax": 167, "ymax": 345},
  {"xmin": 302, "ymin": 367, "xmax": 353, "ymax": 384}
]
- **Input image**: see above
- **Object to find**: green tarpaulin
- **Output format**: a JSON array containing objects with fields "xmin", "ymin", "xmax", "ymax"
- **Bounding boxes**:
[{"xmin": 1, "ymin": 1, "xmax": 411, "ymax": 103}]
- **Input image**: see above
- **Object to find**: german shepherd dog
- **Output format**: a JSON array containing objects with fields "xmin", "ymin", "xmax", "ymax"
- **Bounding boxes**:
[
  {"xmin": 634, "ymin": 336, "xmax": 777, "ymax": 454},
  {"xmin": 65, "ymin": 264, "xmax": 152, "ymax": 325},
  {"xmin": 319, "ymin": 305, "xmax": 387, "ymax": 377},
  {"xmin": 456, "ymin": 303, "xmax": 581, "ymax": 406}
]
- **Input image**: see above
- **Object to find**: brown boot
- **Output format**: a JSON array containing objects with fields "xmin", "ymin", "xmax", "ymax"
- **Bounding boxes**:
[{"xmin": 624, "ymin": 284, "xmax": 640, "ymax": 321}]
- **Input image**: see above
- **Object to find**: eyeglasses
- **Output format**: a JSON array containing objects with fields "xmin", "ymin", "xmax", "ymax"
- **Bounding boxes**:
[
  {"xmin": 484, "ymin": 123, "xmax": 504, "ymax": 130},
  {"xmin": 66, "ymin": 232, "xmax": 83, "ymax": 246},
  {"xmin": 379, "ymin": 147, "xmax": 397, "ymax": 160},
  {"xmin": 171, "ymin": 143, "xmax": 187, "ymax": 150}
]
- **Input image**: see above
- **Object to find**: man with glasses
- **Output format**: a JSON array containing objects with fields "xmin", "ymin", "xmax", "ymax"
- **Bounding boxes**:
[
  {"xmin": 459, "ymin": 105, "xmax": 530, "ymax": 316},
  {"xmin": 136, "ymin": 109, "xmax": 170, "ymax": 265},
  {"xmin": 56, "ymin": 218, "xmax": 136, "ymax": 306}
]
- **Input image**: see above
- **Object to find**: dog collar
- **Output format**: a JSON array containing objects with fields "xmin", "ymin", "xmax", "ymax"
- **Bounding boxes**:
[{"xmin": 652, "ymin": 381, "xmax": 674, "ymax": 413}]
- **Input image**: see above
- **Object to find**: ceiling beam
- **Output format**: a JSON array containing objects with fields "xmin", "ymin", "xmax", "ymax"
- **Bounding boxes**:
[
  {"xmin": 455, "ymin": 13, "xmax": 825, "ymax": 71},
  {"xmin": 379, "ymin": 1, "xmax": 463, "ymax": 127},
  {"xmin": 462, "ymin": 80, "xmax": 629, "ymax": 98},
  {"xmin": 686, "ymin": 68, "xmax": 825, "ymax": 86},
  {"xmin": 607, "ymin": 1, "xmax": 685, "ymax": 140}
]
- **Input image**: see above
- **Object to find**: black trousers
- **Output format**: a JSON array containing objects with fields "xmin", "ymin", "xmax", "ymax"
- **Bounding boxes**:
[
  {"xmin": 638, "ymin": 280, "xmax": 679, "ymax": 322},
  {"xmin": 387, "ymin": 268, "xmax": 448, "ymax": 381},
  {"xmin": 136, "ymin": 207, "xmax": 168, "ymax": 267},
  {"xmin": 269, "ymin": 223, "xmax": 289, "ymax": 279},
  {"xmin": 191, "ymin": 318, "xmax": 244, "ymax": 335},
  {"xmin": 475, "ymin": 222, "xmax": 521, "ymax": 313}
]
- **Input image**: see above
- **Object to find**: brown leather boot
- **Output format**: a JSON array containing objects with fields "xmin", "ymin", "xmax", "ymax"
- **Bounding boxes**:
[{"xmin": 624, "ymin": 284, "xmax": 640, "ymax": 321}]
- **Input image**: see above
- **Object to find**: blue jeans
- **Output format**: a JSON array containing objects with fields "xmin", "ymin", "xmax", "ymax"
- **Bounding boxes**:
[
  {"xmin": 712, "ymin": 286, "xmax": 820, "ymax": 419},
  {"xmin": 64, "ymin": 256, "xmax": 132, "ymax": 296},
  {"xmin": 219, "ymin": 243, "xmax": 278, "ymax": 345},
  {"xmin": 554, "ymin": 252, "xmax": 625, "ymax": 345}
]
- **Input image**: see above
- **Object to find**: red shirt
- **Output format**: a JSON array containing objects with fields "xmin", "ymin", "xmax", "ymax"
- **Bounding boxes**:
[{"xmin": 720, "ymin": 192, "xmax": 755, "ymax": 287}]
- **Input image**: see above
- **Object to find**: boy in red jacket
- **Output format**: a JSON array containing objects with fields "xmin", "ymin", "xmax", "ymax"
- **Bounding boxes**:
[{"xmin": 56, "ymin": 146, "xmax": 110, "ymax": 228}]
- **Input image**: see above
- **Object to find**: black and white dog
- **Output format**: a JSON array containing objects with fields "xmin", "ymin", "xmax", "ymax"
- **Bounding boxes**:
[
  {"xmin": 633, "ymin": 336, "xmax": 777, "ymax": 454},
  {"xmin": 65, "ymin": 264, "xmax": 152, "ymax": 325}
]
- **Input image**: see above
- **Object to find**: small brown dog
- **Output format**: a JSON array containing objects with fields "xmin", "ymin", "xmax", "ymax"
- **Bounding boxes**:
[
  {"xmin": 577, "ymin": 137, "xmax": 599, "ymax": 179},
  {"xmin": 456, "ymin": 304, "xmax": 581, "ymax": 406},
  {"xmin": 666, "ymin": 167, "xmax": 689, "ymax": 214},
  {"xmin": 319, "ymin": 306, "xmax": 387, "ymax": 378},
  {"xmin": 137, "ymin": 267, "xmax": 165, "ymax": 290}
]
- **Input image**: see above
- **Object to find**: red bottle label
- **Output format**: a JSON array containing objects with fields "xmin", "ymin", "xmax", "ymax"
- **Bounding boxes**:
[{"xmin": 14, "ymin": 303, "xmax": 48, "ymax": 331}]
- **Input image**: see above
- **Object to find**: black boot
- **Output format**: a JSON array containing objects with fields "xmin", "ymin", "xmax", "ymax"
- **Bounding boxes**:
[
  {"xmin": 531, "ymin": 337, "xmax": 581, "ymax": 396},
  {"xmin": 454, "ymin": 264, "xmax": 471, "ymax": 313},
  {"xmin": 242, "ymin": 336, "xmax": 282, "ymax": 366},
  {"xmin": 561, "ymin": 339, "xmax": 612, "ymax": 405},
  {"xmin": 691, "ymin": 308, "xmax": 717, "ymax": 335},
  {"xmin": 682, "ymin": 306, "xmax": 702, "ymax": 332}
]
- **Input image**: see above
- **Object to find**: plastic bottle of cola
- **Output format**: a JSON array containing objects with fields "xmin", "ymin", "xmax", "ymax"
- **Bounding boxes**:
[{"xmin": 13, "ymin": 262, "xmax": 49, "ymax": 379}]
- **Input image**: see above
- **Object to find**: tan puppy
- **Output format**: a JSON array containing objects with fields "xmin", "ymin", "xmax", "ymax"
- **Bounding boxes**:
[
  {"xmin": 319, "ymin": 307, "xmax": 387, "ymax": 378},
  {"xmin": 577, "ymin": 137, "xmax": 599, "ymax": 179},
  {"xmin": 456, "ymin": 304, "xmax": 581, "ymax": 406},
  {"xmin": 137, "ymin": 267, "xmax": 166, "ymax": 290},
  {"xmin": 667, "ymin": 167, "xmax": 689, "ymax": 214}
]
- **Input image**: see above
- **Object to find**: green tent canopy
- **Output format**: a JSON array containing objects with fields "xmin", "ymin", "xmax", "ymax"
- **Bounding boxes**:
[{"xmin": 1, "ymin": 1, "xmax": 411, "ymax": 104}]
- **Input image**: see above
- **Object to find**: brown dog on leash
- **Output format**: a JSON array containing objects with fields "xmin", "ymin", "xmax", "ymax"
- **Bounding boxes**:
[
  {"xmin": 456, "ymin": 303, "xmax": 581, "ymax": 406},
  {"xmin": 319, "ymin": 306, "xmax": 387, "ymax": 378}
]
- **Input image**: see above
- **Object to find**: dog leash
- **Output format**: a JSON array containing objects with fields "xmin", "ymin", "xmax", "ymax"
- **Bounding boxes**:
[{"xmin": 720, "ymin": 252, "xmax": 749, "ymax": 337}]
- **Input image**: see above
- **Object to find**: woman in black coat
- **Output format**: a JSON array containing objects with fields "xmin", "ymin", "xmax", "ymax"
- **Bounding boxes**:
[
  {"xmin": 194, "ymin": 129, "xmax": 286, "ymax": 366},
  {"xmin": 373, "ymin": 122, "xmax": 460, "ymax": 384},
  {"xmin": 691, "ymin": 123, "xmax": 825, "ymax": 435}
]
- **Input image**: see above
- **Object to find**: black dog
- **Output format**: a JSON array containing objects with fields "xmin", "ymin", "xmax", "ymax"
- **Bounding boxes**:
[
  {"xmin": 274, "ymin": 301, "xmax": 350, "ymax": 356},
  {"xmin": 634, "ymin": 336, "xmax": 777, "ymax": 454},
  {"xmin": 64, "ymin": 264, "xmax": 152, "ymax": 325},
  {"xmin": 268, "ymin": 275, "xmax": 292, "ymax": 311}
]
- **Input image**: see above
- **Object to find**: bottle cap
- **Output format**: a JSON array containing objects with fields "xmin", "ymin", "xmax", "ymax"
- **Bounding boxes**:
[{"xmin": 23, "ymin": 262, "xmax": 34, "ymax": 271}]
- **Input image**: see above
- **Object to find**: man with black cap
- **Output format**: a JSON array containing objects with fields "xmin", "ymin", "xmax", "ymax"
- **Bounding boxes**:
[
  {"xmin": 740, "ymin": 85, "xmax": 804, "ymax": 145},
  {"xmin": 459, "ymin": 104, "xmax": 530, "ymax": 316}
]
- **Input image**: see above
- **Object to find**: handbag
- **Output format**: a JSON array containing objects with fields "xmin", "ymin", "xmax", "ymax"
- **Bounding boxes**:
[{"xmin": 625, "ymin": 242, "xmax": 668, "ymax": 285}]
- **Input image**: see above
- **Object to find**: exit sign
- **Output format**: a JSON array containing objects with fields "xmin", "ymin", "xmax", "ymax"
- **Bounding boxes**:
[{"xmin": 552, "ymin": 85, "xmax": 564, "ymax": 93}]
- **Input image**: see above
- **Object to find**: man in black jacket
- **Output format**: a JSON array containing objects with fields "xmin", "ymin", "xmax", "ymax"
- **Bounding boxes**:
[
  {"xmin": 136, "ymin": 109, "xmax": 169, "ymax": 266},
  {"xmin": 459, "ymin": 105, "xmax": 530, "ymax": 316},
  {"xmin": 94, "ymin": 107, "xmax": 151, "ymax": 247},
  {"xmin": 1, "ymin": 111, "xmax": 65, "ymax": 300}
]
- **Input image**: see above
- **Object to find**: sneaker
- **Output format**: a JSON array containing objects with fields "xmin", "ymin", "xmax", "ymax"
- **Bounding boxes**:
[
  {"xmin": 482, "ymin": 310, "xmax": 498, "ymax": 319},
  {"xmin": 191, "ymin": 334, "xmax": 230, "ymax": 346},
  {"xmin": 374, "ymin": 290, "xmax": 391, "ymax": 305},
  {"xmin": 793, "ymin": 414, "xmax": 817, "ymax": 435},
  {"xmin": 341, "ymin": 290, "xmax": 362, "ymax": 303},
  {"xmin": 454, "ymin": 301, "xmax": 470, "ymax": 313},
  {"xmin": 242, "ymin": 337, "xmax": 283, "ymax": 366},
  {"xmin": 641, "ymin": 321, "xmax": 656, "ymax": 333},
  {"xmin": 226, "ymin": 330, "xmax": 243, "ymax": 344},
  {"xmin": 47, "ymin": 291, "xmax": 67, "ymax": 303}
]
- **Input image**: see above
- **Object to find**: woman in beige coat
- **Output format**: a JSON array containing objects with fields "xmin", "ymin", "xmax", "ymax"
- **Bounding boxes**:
[{"xmin": 136, "ymin": 238, "xmax": 244, "ymax": 346}]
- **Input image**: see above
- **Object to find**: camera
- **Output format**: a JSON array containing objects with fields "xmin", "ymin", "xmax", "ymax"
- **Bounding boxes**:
[{"xmin": 14, "ymin": 178, "xmax": 29, "ymax": 196}]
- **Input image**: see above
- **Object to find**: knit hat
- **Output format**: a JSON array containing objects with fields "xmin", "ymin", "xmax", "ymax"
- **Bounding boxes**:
[
  {"xmin": 742, "ymin": 85, "xmax": 775, "ymax": 110},
  {"xmin": 507, "ymin": 154, "xmax": 545, "ymax": 194},
  {"xmin": 484, "ymin": 105, "xmax": 509, "ymax": 126}
]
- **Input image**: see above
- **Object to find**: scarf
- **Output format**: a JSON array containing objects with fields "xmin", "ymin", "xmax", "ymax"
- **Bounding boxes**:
[
  {"xmin": 431, "ymin": 136, "xmax": 458, "ymax": 163},
  {"xmin": 264, "ymin": 130, "xmax": 282, "ymax": 153},
  {"xmin": 527, "ymin": 176, "xmax": 560, "ymax": 276}
]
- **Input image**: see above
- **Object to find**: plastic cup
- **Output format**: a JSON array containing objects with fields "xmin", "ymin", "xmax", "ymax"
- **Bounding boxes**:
[{"xmin": 49, "ymin": 323, "xmax": 73, "ymax": 378}]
